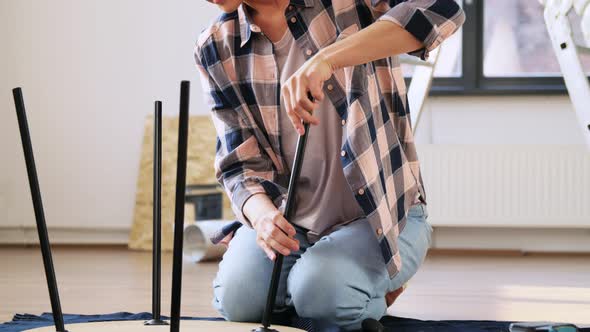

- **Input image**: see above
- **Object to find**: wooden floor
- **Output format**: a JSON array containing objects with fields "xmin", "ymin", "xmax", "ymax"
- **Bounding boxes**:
[{"xmin": 1, "ymin": 247, "xmax": 589, "ymax": 326}]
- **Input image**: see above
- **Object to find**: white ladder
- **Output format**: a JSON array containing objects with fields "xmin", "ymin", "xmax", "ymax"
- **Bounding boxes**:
[
  {"xmin": 541, "ymin": 0, "xmax": 590, "ymax": 149},
  {"xmin": 400, "ymin": 47, "xmax": 441, "ymax": 133}
]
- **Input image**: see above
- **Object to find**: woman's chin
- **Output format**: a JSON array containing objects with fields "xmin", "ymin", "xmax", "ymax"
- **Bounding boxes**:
[{"xmin": 207, "ymin": 0, "xmax": 242, "ymax": 13}]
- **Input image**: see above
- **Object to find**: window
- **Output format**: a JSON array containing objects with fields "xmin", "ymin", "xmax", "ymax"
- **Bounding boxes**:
[
  {"xmin": 483, "ymin": 0, "xmax": 590, "ymax": 77},
  {"xmin": 419, "ymin": 0, "xmax": 590, "ymax": 95}
]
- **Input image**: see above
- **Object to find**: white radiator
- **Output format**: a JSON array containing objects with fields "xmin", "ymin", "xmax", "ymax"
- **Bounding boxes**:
[{"xmin": 418, "ymin": 145, "xmax": 590, "ymax": 229}]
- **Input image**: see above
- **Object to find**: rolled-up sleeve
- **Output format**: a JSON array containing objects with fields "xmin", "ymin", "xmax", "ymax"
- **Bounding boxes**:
[
  {"xmin": 195, "ymin": 46, "xmax": 286, "ymax": 227},
  {"xmin": 377, "ymin": 0, "xmax": 466, "ymax": 60}
]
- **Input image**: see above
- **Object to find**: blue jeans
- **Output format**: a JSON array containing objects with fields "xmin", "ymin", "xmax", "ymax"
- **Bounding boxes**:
[{"xmin": 212, "ymin": 204, "xmax": 432, "ymax": 331}]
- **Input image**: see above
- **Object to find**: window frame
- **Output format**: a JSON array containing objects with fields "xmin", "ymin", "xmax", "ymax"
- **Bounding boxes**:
[{"xmin": 428, "ymin": 0, "xmax": 586, "ymax": 96}]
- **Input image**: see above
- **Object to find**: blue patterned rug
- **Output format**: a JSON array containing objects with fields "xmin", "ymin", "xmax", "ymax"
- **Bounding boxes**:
[{"xmin": 1, "ymin": 312, "xmax": 588, "ymax": 332}]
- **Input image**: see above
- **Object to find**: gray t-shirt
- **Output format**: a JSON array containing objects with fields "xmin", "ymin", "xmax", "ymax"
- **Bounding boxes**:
[{"xmin": 273, "ymin": 29, "xmax": 365, "ymax": 241}]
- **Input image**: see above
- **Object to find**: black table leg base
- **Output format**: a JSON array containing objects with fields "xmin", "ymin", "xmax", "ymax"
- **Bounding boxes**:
[
  {"xmin": 252, "ymin": 327, "xmax": 280, "ymax": 332},
  {"xmin": 144, "ymin": 319, "xmax": 169, "ymax": 326}
]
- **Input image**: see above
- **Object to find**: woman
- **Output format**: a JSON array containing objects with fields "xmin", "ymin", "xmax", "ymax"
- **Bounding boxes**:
[{"xmin": 196, "ymin": 0, "xmax": 464, "ymax": 330}]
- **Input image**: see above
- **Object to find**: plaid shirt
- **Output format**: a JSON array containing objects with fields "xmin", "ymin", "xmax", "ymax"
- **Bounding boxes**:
[{"xmin": 195, "ymin": 0, "xmax": 465, "ymax": 277}]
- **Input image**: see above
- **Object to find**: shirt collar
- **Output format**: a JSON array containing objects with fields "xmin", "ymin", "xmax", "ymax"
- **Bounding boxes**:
[
  {"xmin": 291, "ymin": 0, "xmax": 314, "ymax": 7},
  {"xmin": 237, "ymin": 0, "xmax": 314, "ymax": 48},
  {"xmin": 370, "ymin": 0, "xmax": 383, "ymax": 7}
]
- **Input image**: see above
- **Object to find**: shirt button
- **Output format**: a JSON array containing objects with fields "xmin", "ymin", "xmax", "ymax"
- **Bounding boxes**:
[
  {"xmin": 341, "ymin": 150, "xmax": 346, "ymax": 157},
  {"xmin": 290, "ymin": 17, "xmax": 297, "ymax": 23},
  {"xmin": 358, "ymin": 188, "xmax": 365, "ymax": 195},
  {"xmin": 306, "ymin": 49, "xmax": 312, "ymax": 56},
  {"xmin": 288, "ymin": 5, "xmax": 294, "ymax": 10},
  {"xmin": 341, "ymin": 119, "xmax": 346, "ymax": 126},
  {"xmin": 327, "ymin": 84, "xmax": 334, "ymax": 91},
  {"xmin": 376, "ymin": 228, "xmax": 383, "ymax": 236}
]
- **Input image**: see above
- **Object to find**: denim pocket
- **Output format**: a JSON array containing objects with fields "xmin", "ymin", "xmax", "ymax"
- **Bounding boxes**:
[
  {"xmin": 407, "ymin": 203, "xmax": 428, "ymax": 219},
  {"xmin": 407, "ymin": 204, "xmax": 432, "ymax": 245}
]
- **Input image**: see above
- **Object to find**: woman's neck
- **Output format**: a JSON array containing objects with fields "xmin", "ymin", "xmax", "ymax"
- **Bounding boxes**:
[
  {"xmin": 243, "ymin": 0, "xmax": 290, "ymax": 42},
  {"xmin": 244, "ymin": 0, "xmax": 289, "ymax": 18}
]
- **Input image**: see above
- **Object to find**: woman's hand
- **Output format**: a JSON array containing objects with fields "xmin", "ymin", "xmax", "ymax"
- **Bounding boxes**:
[
  {"xmin": 252, "ymin": 208, "xmax": 300, "ymax": 260},
  {"xmin": 218, "ymin": 233, "xmax": 234, "ymax": 248},
  {"xmin": 282, "ymin": 52, "xmax": 333, "ymax": 135}
]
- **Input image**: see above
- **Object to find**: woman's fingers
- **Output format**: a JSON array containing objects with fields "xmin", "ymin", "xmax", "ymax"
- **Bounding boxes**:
[
  {"xmin": 282, "ymin": 86, "xmax": 304, "ymax": 135},
  {"xmin": 267, "ymin": 223, "xmax": 299, "ymax": 251},
  {"xmin": 295, "ymin": 82, "xmax": 320, "ymax": 125},
  {"xmin": 274, "ymin": 215, "xmax": 296, "ymax": 238},
  {"xmin": 281, "ymin": 53, "xmax": 335, "ymax": 133},
  {"xmin": 283, "ymin": 79, "xmax": 322, "ymax": 134},
  {"xmin": 295, "ymin": 87, "xmax": 320, "ymax": 125},
  {"xmin": 267, "ymin": 237, "xmax": 292, "ymax": 256},
  {"xmin": 219, "ymin": 233, "xmax": 234, "ymax": 247},
  {"xmin": 308, "ymin": 78, "xmax": 325, "ymax": 102},
  {"xmin": 271, "ymin": 216, "xmax": 299, "ymax": 251},
  {"xmin": 295, "ymin": 108, "xmax": 319, "ymax": 126},
  {"xmin": 272, "ymin": 223, "xmax": 299, "ymax": 252},
  {"xmin": 253, "ymin": 209, "xmax": 300, "ymax": 260},
  {"xmin": 254, "ymin": 213, "xmax": 299, "ymax": 257},
  {"xmin": 257, "ymin": 239, "xmax": 276, "ymax": 261},
  {"xmin": 287, "ymin": 111, "xmax": 304, "ymax": 135},
  {"xmin": 296, "ymin": 85, "xmax": 318, "ymax": 114}
]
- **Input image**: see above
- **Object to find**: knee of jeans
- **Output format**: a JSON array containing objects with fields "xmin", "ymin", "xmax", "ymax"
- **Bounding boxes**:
[
  {"xmin": 289, "ymin": 257, "xmax": 370, "ymax": 323},
  {"xmin": 213, "ymin": 270, "xmax": 265, "ymax": 322}
]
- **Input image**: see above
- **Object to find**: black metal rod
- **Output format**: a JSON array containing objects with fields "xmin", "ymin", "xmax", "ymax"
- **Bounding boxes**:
[
  {"xmin": 12, "ymin": 87, "xmax": 67, "ymax": 332},
  {"xmin": 170, "ymin": 81, "xmax": 191, "ymax": 332},
  {"xmin": 257, "ymin": 122, "xmax": 311, "ymax": 332},
  {"xmin": 153, "ymin": 101, "xmax": 163, "ymax": 319},
  {"xmin": 145, "ymin": 101, "xmax": 167, "ymax": 326}
]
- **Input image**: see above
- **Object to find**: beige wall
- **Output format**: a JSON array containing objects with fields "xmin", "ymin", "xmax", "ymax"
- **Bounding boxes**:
[
  {"xmin": 0, "ymin": 0, "xmax": 216, "ymax": 230},
  {"xmin": 416, "ymin": 96, "xmax": 586, "ymax": 145},
  {"xmin": 0, "ymin": 1, "xmax": 586, "ymax": 236}
]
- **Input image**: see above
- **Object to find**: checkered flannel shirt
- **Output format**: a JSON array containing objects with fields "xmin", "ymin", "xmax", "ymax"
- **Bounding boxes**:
[{"xmin": 195, "ymin": 0, "xmax": 465, "ymax": 277}]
